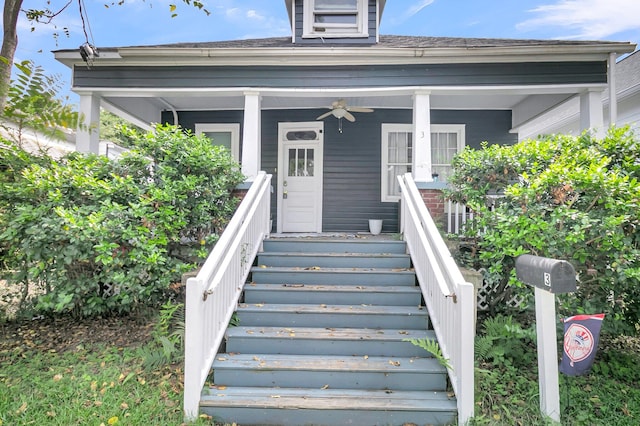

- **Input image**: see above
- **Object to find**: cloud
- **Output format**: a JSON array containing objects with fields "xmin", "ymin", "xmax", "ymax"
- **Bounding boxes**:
[
  {"xmin": 405, "ymin": 0, "xmax": 436, "ymax": 19},
  {"xmin": 516, "ymin": 0, "xmax": 640, "ymax": 39}
]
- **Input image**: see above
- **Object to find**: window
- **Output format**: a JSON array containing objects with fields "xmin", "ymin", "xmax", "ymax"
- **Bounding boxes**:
[
  {"xmin": 195, "ymin": 123, "xmax": 240, "ymax": 161},
  {"xmin": 381, "ymin": 124, "xmax": 412, "ymax": 202},
  {"xmin": 303, "ymin": 0, "xmax": 368, "ymax": 38},
  {"xmin": 381, "ymin": 123, "xmax": 465, "ymax": 202},
  {"xmin": 430, "ymin": 125, "xmax": 465, "ymax": 182}
]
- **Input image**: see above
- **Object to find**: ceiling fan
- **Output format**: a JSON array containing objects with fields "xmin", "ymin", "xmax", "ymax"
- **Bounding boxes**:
[{"xmin": 316, "ymin": 99, "xmax": 374, "ymax": 132}]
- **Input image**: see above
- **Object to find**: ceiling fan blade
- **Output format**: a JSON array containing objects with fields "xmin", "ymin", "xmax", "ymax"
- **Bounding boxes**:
[
  {"xmin": 343, "ymin": 111, "xmax": 356, "ymax": 122},
  {"xmin": 316, "ymin": 111, "xmax": 334, "ymax": 120},
  {"xmin": 347, "ymin": 106, "xmax": 374, "ymax": 113}
]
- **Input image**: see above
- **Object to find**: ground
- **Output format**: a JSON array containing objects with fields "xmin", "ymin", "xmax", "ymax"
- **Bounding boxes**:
[{"xmin": 0, "ymin": 312, "xmax": 155, "ymax": 355}]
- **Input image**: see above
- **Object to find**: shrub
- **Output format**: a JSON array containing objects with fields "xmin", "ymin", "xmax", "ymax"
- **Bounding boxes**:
[
  {"xmin": 446, "ymin": 127, "xmax": 640, "ymax": 335},
  {"xmin": 0, "ymin": 124, "xmax": 244, "ymax": 318}
]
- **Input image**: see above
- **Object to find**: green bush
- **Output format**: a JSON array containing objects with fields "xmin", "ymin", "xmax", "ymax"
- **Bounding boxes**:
[
  {"xmin": 446, "ymin": 127, "xmax": 640, "ymax": 335},
  {"xmin": 0, "ymin": 124, "xmax": 244, "ymax": 318}
]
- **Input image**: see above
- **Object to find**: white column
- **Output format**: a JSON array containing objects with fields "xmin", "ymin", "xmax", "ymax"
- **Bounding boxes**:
[
  {"xmin": 76, "ymin": 93, "xmax": 101, "ymax": 153},
  {"xmin": 412, "ymin": 91, "xmax": 432, "ymax": 182},
  {"xmin": 535, "ymin": 288, "xmax": 561, "ymax": 423},
  {"xmin": 608, "ymin": 52, "xmax": 618, "ymax": 127},
  {"xmin": 241, "ymin": 91, "xmax": 261, "ymax": 180},
  {"xmin": 579, "ymin": 89, "xmax": 604, "ymax": 138}
]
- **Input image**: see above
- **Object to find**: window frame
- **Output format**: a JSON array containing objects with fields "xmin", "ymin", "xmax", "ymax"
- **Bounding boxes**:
[
  {"xmin": 302, "ymin": 0, "xmax": 368, "ymax": 39},
  {"xmin": 380, "ymin": 123, "xmax": 466, "ymax": 202},
  {"xmin": 194, "ymin": 123, "xmax": 240, "ymax": 162}
]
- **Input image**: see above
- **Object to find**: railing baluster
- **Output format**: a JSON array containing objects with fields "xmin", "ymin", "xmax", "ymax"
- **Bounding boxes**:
[
  {"xmin": 184, "ymin": 172, "xmax": 272, "ymax": 421},
  {"xmin": 398, "ymin": 173, "xmax": 475, "ymax": 426}
]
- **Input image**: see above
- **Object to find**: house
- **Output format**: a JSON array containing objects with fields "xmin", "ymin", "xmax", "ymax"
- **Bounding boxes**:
[
  {"xmin": 53, "ymin": 1, "xmax": 635, "ymax": 424},
  {"xmin": 53, "ymin": 0, "xmax": 635, "ymax": 235},
  {"xmin": 516, "ymin": 49, "xmax": 640, "ymax": 140}
]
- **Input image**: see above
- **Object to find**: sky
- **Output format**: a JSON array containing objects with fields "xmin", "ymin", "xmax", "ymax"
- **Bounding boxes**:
[{"xmin": 9, "ymin": 0, "xmax": 640, "ymax": 104}]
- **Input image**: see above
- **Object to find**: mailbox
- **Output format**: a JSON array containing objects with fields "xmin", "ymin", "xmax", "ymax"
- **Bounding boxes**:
[{"xmin": 515, "ymin": 254, "xmax": 576, "ymax": 294}]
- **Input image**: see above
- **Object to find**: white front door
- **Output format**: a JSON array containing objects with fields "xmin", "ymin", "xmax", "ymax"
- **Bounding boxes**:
[{"xmin": 277, "ymin": 122, "xmax": 324, "ymax": 233}]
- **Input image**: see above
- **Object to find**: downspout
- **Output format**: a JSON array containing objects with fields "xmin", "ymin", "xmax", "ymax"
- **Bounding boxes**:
[
  {"xmin": 608, "ymin": 52, "xmax": 618, "ymax": 127},
  {"xmin": 159, "ymin": 97, "xmax": 179, "ymax": 125}
]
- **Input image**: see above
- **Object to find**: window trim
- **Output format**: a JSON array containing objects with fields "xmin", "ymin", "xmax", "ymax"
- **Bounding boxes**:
[
  {"xmin": 381, "ymin": 123, "xmax": 466, "ymax": 202},
  {"xmin": 302, "ymin": 0, "xmax": 368, "ymax": 39},
  {"xmin": 195, "ymin": 123, "xmax": 240, "ymax": 162}
]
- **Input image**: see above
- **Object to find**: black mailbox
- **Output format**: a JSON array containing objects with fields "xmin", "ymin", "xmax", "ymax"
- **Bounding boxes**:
[{"xmin": 515, "ymin": 254, "xmax": 576, "ymax": 294}]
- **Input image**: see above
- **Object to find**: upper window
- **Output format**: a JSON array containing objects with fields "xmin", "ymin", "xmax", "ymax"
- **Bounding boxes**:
[
  {"xmin": 195, "ymin": 123, "xmax": 240, "ymax": 162},
  {"xmin": 303, "ymin": 0, "xmax": 368, "ymax": 38},
  {"xmin": 381, "ymin": 124, "xmax": 465, "ymax": 202}
]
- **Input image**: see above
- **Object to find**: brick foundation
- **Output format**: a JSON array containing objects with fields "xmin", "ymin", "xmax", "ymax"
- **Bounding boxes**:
[{"xmin": 418, "ymin": 189, "xmax": 445, "ymax": 221}]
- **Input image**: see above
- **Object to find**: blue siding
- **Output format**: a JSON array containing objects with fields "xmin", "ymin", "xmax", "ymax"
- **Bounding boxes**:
[
  {"xmin": 74, "ymin": 61, "xmax": 608, "ymax": 88},
  {"xmin": 170, "ymin": 108, "xmax": 515, "ymax": 233}
]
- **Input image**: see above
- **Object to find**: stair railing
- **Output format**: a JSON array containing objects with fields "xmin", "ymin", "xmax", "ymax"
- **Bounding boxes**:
[
  {"xmin": 398, "ymin": 173, "xmax": 475, "ymax": 425},
  {"xmin": 184, "ymin": 171, "xmax": 272, "ymax": 420}
]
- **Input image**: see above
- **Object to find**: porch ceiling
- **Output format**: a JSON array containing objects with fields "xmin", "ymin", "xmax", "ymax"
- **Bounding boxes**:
[
  {"xmin": 146, "ymin": 92, "xmax": 530, "ymax": 111},
  {"xmin": 93, "ymin": 84, "xmax": 599, "ymax": 131}
]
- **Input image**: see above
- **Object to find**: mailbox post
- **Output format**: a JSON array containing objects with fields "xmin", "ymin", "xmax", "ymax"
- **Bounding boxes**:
[{"xmin": 515, "ymin": 254, "xmax": 576, "ymax": 423}]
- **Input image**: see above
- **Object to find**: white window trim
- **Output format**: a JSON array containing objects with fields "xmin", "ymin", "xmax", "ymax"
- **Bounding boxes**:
[
  {"xmin": 195, "ymin": 123, "xmax": 240, "ymax": 162},
  {"xmin": 302, "ymin": 0, "xmax": 368, "ymax": 39},
  {"xmin": 381, "ymin": 123, "xmax": 466, "ymax": 202}
]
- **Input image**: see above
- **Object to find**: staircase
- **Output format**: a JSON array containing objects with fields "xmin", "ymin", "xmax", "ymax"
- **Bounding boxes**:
[{"xmin": 200, "ymin": 238, "xmax": 457, "ymax": 426}]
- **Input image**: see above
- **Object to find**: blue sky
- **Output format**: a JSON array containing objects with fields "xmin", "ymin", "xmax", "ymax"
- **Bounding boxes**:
[{"xmin": 11, "ymin": 0, "xmax": 640, "ymax": 102}]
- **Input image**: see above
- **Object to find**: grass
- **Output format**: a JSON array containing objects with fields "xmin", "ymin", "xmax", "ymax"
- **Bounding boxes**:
[
  {"xmin": 471, "ymin": 315, "xmax": 640, "ymax": 426},
  {"xmin": 0, "ymin": 343, "xmax": 215, "ymax": 426},
  {"xmin": 1, "ymin": 310, "xmax": 638, "ymax": 426}
]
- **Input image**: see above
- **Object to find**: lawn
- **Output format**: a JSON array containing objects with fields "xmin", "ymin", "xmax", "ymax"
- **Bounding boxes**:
[{"xmin": 1, "ymin": 310, "xmax": 639, "ymax": 425}]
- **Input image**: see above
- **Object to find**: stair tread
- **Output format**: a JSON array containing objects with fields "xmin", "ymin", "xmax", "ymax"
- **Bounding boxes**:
[
  {"xmin": 252, "ymin": 266, "xmax": 414, "ymax": 273},
  {"xmin": 258, "ymin": 251, "xmax": 409, "ymax": 258},
  {"xmin": 213, "ymin": 353, "xmax": 445, "ymax": 373},
  {"xmin": 201, "ymin": 387, "xmax": 457, "ymax": 411},
  {"xmin": 237, "ymin": 303, "xmax": 426, "ymax": 315},
  {"xmin": 227, "ymin": 326, "xmax": 432, "ymax": 340},
  {"xmin": 245, "ymin": 283, "xmax": 420, "ymax": 292}
]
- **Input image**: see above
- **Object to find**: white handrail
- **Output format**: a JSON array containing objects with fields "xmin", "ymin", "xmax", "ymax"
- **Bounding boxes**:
[
  {"xmin": 398, "ymin": 173, "xmax": 475, "ymax": 425},
  {"xmin": 183, "ymin": 171, "xmax": 272, "ymax": 421}
]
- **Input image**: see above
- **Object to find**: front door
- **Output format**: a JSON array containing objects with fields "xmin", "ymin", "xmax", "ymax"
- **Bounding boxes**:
[{"xmin": 277, "ymin": 122, "xmax": 324, "ymax": 233}]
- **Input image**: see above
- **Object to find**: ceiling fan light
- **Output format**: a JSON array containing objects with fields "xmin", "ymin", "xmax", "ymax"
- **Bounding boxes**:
[{"xmin": 333, "ymin": 108, "xmax": 347, "ymax": 118}]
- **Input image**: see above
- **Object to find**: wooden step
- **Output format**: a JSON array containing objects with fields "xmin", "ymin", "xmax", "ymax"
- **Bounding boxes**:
[
  {"xmin": 262, "ymin": 239, "xmax": 407, "ymax": 254},
  {"xmin": 250, "ymin": 266, "xmax": 416, "ymax": 286},
  {"xmin": 257, "ymin": 251, "xmax": 411, "ymax": 269},
  {"xmin": 200, "ymin": 387, "xmax": 457, "ymax": 426},
  {"xmin": 243, "ymin": 283, "xmax": 422, "ymax": 306},
  {"xmin": 235, "ymin": 303, "xmax": 428, "ymax": 329},
  {"xmin": 212, "ymin": 353, "xmax": 447, "ymax": 391},
  {"xmin": 225, "ymin": 326, "xmax": 434, "ymax": 357}
]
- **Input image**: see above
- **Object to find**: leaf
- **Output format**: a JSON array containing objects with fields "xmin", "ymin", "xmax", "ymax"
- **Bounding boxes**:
[
  {"xmin": 15, "ymin": 402, "xmax": 27, "ymax": 414},
  {"xmin": 169, "ymin": 4, "xmax": 176, "ymax": 12}
]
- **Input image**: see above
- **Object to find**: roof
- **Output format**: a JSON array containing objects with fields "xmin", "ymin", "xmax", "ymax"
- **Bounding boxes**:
[{"xmin": 99, "ymin": 35, "xmax": 634, "ymax": 51}]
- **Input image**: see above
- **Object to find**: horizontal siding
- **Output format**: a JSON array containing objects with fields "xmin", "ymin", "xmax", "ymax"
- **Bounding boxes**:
[
  {"xmin": 174, "ymin": 108, "xmax": 515, "ymax": 233},
  {"xmin": 73, "ymin": 61, "xmax": 608, "ymax": 89}
]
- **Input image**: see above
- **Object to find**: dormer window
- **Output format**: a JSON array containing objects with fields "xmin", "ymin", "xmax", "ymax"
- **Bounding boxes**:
[{"xmin": 303, "ymin": 0, "xmax": 368, "ymax": 38}]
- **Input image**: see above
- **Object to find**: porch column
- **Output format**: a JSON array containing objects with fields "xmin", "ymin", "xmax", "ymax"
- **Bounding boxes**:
[
  {"xmin": 76, "ymin": 93, "xmax": 101, "ymax": 153},
  {"xmin": 579, "ymin": 89, "xmax": 605, "ymax": 138},
  {"xmin": 241, "ymin": 91, "xmax": 261, "ymax": 180},
  {"xmin": 608, "ymin": 52, "xmax": 618, "ymax": 126},
  {"xmin": 412, "ymin": 90, "xmax": 432, "ymax": 182}
]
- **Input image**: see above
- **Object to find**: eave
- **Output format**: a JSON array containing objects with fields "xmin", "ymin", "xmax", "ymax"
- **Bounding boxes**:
[{"xmin": 54, "ymin": 42, "xmax": 636, "ymax": 69}]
